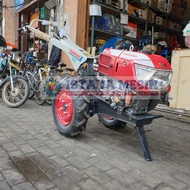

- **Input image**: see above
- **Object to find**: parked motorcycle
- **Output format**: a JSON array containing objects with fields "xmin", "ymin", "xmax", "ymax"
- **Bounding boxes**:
[
  {"xmin": 21, "ymin": 19, "xmax": 172, "ymax": 161},
  {"xmin": 0, "ymin": 36, "xmax": 29, "ymax": 108}
]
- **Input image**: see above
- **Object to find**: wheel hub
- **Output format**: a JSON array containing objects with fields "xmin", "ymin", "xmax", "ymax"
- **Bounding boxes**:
[
  {"xmin": 63, "ymin": 103, "xmax": 68, "ymax": 111},
  {"xmin": 10, "ymin": 87, "xmax": 19, "ymax": 96},
  {"xmin": 55, "ymin": 90, "xmax": 73, "ymax": 126}
]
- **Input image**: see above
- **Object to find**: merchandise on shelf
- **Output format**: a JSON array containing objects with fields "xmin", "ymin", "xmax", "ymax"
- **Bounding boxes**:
[
  {"xmin": 183, "ymin": 21, "xmax": 190, "ymax": 48},
  {"xmin": 123, "ymin": 22, "xmax": 137, "ymax": 38},
  {"xmin": 89, "ymin": 0, "xmax": 184, "ymax": 52},
  {"xmin": 181, "ymin": 0, "xmax": 187, "ymax": 9},
  {"xmin": 95, "ymin": 0, "xmax": 120, "ymax": 9},
  {"xmin": 127, "ymin": 4, "xmax": 139, "ymax": 16},
  {"xmin": 119, "ymin": 0, "xmax": 128, "ymax": 11},
  {"xmin": 138, "ymin": 35, "xmax": 151, "ymax": 48},
  {"xmin": 94, "ymin": 13, "xmax": 121, "ymax": 34},
  {"xmin": 138, "ymin": 0, "xmax": 151, "ymax": 6},
  {"xmin": 172, "ymin": 0, "xmax": 181, "ymax": 6},
  {"xmin": 153, "ymin": 31, "xmax": 165, "ymax": 40},
  {"xmin": 102, "ymin": 13, "xmax": 121, "ymax": 34},
  {"xmin": 95, "ymin": 39, "xmax": 106, "ymax": 54},
  {"xmin": 155, "ymin": 16, "xmax": 163, "ymax": 25},
  {"xmin": 168, "ymin": 21, "xmax": 177, "ymax": 30},
  {"xmin": 137, "ymin": 9, "xmax": 147, "ymax": 20},
  {"xmin": 168, "ymin": 35, "xmax": 179, "ymax": 51},
  {"xmin": 147, "ymin": 9, "xmax": 153, "ymax": 22},
  {"xmin": 94, "ymin": 17, "xmax": 107, "ymax": 30}
]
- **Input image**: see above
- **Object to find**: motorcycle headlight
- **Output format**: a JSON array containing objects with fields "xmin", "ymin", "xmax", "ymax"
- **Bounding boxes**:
[
  {"xmin": 135, "ymin": 64, "xmax": 172, "ymax": 90},
  {"xmin": 135, "ymin": 64, "xmax": 155, "ymax": 81},
  {"xmin": 151, "ymin": 71, "xmax": 172, "ymax": 89}
]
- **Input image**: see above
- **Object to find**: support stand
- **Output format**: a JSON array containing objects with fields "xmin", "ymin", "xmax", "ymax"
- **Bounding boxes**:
[
  {"xmin": 134, "ymin": 126, "xmax": 152, "ymax": 161},
  {"xmin": 94, "ymin": 100, "xmax": 163, "ymax": 161}
]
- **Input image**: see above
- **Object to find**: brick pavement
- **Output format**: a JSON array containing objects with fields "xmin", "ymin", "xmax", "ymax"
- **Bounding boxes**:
[{"xmin": 0, "ymin": 99, "xmax": 190, "ymax": 190}]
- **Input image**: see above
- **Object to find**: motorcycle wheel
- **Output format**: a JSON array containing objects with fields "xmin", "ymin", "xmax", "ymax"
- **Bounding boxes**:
[
  {"xmin": 2, "ymin": 76, "xmax": 29, "ymax": 108},
  {"xmin": 52, "ymin": 89, "xmax": 89, "ymax": 136},
  {"xmin": 34, "ymin": 81, "xmax": 46, "ymax": 105},
  {"xmin": 98, "ymin": 114, "xmax": 126, "ymax": 129}
]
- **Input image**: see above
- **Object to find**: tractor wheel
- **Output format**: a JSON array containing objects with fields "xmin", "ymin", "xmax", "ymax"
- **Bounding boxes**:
[
  {"xmin": 98, "ymin": 114, "xmax": 125, "ymax": 130},
  {"xmin": 52, "ymin": 89, "xmax": 90, "ymax": 136}
]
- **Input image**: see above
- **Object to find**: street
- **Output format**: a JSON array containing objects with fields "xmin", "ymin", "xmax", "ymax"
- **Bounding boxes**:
[{"xmin": 0, "ymin": 99, "xmax": 190, "ymax": 190}]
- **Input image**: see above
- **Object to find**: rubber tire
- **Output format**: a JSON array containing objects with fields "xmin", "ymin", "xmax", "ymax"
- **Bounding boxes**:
[
  {"xmin": 98, "ymin": 114, "xmax": 125, "ymax": 130},
  {"xmin": 34, "ymin": 81, "xmax": 46, "ymax": 105},
  {"xmin": 2, "ymin": 76, "xmax": 29, "ymax": 108},
  {"xmin": 27, "ymin": 74, "xmax": 35, "ymax": 99},
  {"xmin": 46, "ymin": 95, "xmax": 52, "ymax": 105},
  {"xmin": 28, "ymin": 88, "xmax": 34, "ymax": 99},
  {"xmin": 52, "ymin": 89, "xmax": 90, "ymax": 136}
]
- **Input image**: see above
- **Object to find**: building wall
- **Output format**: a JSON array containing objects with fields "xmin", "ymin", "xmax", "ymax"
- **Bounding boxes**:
[{"xmin": 2, "ymin": 0, "xmax": 15, "ymax": 44}]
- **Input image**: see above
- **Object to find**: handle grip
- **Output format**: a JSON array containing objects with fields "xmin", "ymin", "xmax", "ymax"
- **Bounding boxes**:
[{"xmin": 42, "ymin": 20, "xmax": 58, "ymax": 26}]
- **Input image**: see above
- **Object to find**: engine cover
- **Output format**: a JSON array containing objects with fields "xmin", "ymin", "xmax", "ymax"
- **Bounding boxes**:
[{"xmin": 98, "ymin": 48, "xmax": 171, "ymax": 83}]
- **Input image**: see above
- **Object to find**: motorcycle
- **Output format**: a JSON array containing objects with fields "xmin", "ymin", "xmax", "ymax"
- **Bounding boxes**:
[
  {"xmin": 21, "ymin": 19, "xmax": 172, "ymax": 161},
  {"xmin": 0, "ymin": 37, "xmax": 29, "ymax": 108}
]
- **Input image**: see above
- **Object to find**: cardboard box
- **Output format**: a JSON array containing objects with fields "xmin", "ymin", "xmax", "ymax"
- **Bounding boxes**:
[
  {"xmin": 170, "ymin": 4, "xmax": 179, "ymax": 16},
  {"xmin": 127, "ymin": 4, "xmax": 139, "ymax": 16},
  {"xmin": 181, "ymin": 0, "xmax": 187, "ymax": 9},
  {"xmin": 137, "ymin": 9, "xmax": 147, "ymax": 19},
  {"xmin": 143, "ymin": 0, "xmax": 151, "ymax": 6},
  {"xmin": 172, "ymin": 0, "xmax": 181, "ymax": 6},
  {"xmin": 123, "ymin": 22, "xmax": 137, "ymax": 38},
  {"xmin": 151, "ymin": 0, "xmax": 158, "ymax": 9},
  {"xmin": 137, "ymin": 0, "xmax": 151, "ymax": 6},
  {"xmin": 157, "ymin": 0, "xmax": 167, "ymax": 12},
  {"xmin": 155, "ymin": 16, "xmax": 163, "ymax": 25},
  {"xmin": 169, "ymin": 49, "xmax": 190, "ymax": 110},
  {"xmin": 147, "ymin": 9, "xmax": 153, "ymax": 22}
]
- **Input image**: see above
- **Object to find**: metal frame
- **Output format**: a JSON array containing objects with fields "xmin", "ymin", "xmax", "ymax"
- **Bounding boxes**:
[{"xmin": 92, "ymin": 99, "xmax": 163, "ymax": 161}]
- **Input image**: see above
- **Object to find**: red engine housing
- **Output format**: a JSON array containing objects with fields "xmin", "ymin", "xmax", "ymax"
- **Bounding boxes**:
[{"xmin": 98, "ymin": 48, "xmax": 172, "ymax": 92}]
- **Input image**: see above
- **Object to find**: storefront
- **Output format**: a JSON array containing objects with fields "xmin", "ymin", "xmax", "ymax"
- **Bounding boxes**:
[
  {"xmin": 14, "ymin": 0, "xmax": 89, "ymax": 65},
  {"xmin": 15, "ymin": 0, "xmax": 49, "ymax": 55}
]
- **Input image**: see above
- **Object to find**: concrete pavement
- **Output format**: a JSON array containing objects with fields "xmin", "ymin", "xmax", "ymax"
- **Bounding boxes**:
[{"xmin": 0, "ymin": 99, "xmax": 190, "ymax": 190}]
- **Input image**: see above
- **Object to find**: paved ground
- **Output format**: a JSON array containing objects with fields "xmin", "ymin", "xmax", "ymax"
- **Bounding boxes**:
[{"xmin": 0, "ymin": 99, "xmax": 190, "ymax": 190}]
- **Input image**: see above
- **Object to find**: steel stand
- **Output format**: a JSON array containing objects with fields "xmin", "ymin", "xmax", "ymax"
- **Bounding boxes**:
[{"xmin": 134, "ymin": 125, "xmax": 152, "ymax": 161}]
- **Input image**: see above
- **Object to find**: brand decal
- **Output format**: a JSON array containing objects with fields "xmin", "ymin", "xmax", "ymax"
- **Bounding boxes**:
[
  {"xmin": 158, "ymin": 62, "xmax": 166, "ymax": 68},
  {"xmin": 122, "ymin": 52, "xmax": 138, "ymax": 58},
  {"xmin": 69, "ymin": 49, "xmax": 83, "ymax": 62}
]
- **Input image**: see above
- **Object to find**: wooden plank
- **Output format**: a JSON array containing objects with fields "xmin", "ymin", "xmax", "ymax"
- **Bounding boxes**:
[{"xmin": 76, "ymin": 0, "xmax": 90, "ymax": 50}]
